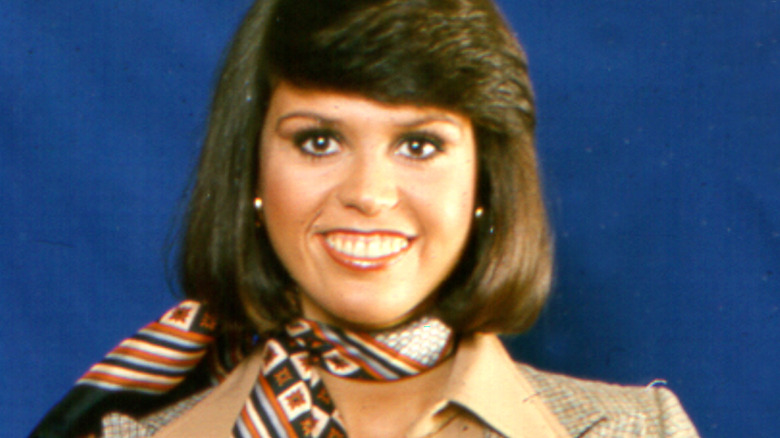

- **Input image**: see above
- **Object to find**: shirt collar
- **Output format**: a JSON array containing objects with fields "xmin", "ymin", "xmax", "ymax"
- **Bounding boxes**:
[{"xmin": 412, "ymin": 333, "xmax": 572, "ymax": 438}]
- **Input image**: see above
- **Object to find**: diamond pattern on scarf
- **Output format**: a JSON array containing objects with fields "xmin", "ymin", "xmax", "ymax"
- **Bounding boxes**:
[{"xmin": 233, "ymin": 317, "xmax": 454, "ymax": 437}]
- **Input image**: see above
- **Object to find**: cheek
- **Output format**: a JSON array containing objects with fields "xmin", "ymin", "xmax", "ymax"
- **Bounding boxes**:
[
  {"xmin": 414, "ymin": 167, "xmax": 476, "ymax": 247},
  {"xmin": 258, "ymin": 152, "xmax": 310, "ymax": 256},
  {"xmin": 442, "ymin": 158, "xmax": 477, "ymax": 222},
  {"xmin": 258, "ymin": 149, "xmax": 336, "ymax": 269},
  {"xmin": 438, "ymin": 186, "xmax": 475, "ymax": 236}
]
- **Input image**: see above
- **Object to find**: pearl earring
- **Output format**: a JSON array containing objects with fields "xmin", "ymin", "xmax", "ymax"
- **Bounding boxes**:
[{"xmin": 254, "ymin": 197, "xmax": 263, "ymax": 227}]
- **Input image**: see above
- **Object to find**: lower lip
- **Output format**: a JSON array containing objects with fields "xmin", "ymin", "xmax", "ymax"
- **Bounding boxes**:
[{"xmin": 319, "ymin": 234, "xmax": 411, "ymax": 271}]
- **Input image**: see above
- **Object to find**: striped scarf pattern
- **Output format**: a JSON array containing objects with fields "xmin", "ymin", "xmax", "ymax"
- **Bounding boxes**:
[
  {"xmin": 31, "ymin": 301, "xmax": 454, "ymax": 437},
  {"xmin": 76, "ymin": 300, "xmax": 220, "ymax": 394}
]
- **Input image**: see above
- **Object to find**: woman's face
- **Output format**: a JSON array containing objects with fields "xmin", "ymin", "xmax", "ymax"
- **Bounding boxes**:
[{"xmin": 259, "ymin": 81, "xmax": 477, "ymax": 329}]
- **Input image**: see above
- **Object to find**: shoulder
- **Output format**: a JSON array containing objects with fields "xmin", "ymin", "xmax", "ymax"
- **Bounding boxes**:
[{"xmin": 515, "ymin": 363, "xmax": 700, "ymax": 437}]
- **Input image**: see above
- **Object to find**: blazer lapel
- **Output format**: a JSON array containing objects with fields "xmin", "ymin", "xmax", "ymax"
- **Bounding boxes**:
[{"xmin": 520, "ymin": 369, "xmax": 647, "ymax": 437}]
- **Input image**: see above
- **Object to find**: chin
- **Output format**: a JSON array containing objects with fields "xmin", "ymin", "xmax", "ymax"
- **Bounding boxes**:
[
  {"xmin": 326, "ymin": 306, "xmax": 414, "ymax": 331},
  {"xmin": 302, "ymin": 296, "xmax": 423, "ymax": 331}
]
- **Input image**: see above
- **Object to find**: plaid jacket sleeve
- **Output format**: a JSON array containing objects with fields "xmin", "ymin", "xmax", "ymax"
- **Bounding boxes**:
[{"xmin": 517, "ymin": 363, "xmax": 700, "ymax": 437}]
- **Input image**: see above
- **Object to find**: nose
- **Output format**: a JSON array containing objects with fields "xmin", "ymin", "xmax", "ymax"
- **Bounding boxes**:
[{"xmin": 336, "ymin": 153, "xmax": 399, "ymax": 216}]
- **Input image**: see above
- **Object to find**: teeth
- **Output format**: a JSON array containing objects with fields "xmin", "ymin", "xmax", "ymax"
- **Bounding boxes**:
[
  {"xmin": 355, "ymin": 239, "xmax": 366, "ymax": 257},
  {"xmin": 325, "ymin": 233, "xmax": 409, "ymax": 259}
]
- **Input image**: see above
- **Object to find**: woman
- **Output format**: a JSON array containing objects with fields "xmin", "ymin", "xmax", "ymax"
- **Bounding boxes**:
[{"xmin": 32, "ymin": 0, "xmax": 699, "ymax": 436}]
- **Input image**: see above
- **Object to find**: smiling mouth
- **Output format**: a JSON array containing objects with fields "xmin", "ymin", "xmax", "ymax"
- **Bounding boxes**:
[{"xmin": 321, "ymin": 231, "xmax": 411, "ymax": 270}]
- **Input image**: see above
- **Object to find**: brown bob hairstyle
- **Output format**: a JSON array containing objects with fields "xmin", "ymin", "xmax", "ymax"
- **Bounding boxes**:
[{"xmin": 181, "ymin": 0, "xmax": 552, "ymax": 335}]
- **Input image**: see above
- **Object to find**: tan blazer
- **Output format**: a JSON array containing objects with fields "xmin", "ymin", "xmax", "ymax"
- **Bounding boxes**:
[
  {"xmin": 101, "ymin": 334, "xmax": 699, "ymax": 437},
  {"xmin": 434, "ymin": 334, "xmax": 699, "ymax": 437},
  {"xmin": 517, "ymin": 362, "xmax": 698, "ymax": 437}
]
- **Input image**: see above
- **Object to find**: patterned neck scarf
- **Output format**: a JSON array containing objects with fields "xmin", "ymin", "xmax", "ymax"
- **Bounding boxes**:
[{"xmin": 30, "ymin": 300, "xmax": 454, "ymax": 437}]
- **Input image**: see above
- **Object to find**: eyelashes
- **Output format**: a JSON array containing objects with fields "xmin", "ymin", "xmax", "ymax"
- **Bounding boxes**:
[
  {"xmin": 396, "ymin": 135, "xmax": 443, "ymax": 160},
  {"xmin": 291, "ymin": 128, "xmax": 445, "ymax": 161},
  {"xmin": 293, "ymin": 128, "xmax": 341, "ymax": 157}
]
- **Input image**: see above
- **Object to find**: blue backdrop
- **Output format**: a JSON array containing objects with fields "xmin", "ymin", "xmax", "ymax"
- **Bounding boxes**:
[{"xmin": 1, "ymin": 1, "xmax": 778, "ymax": 436}]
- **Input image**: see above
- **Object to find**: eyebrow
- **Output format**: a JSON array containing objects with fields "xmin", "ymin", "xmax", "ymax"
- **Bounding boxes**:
[
  {"xmin": 275, "ymin": 111, "xmax": 465, "ymax": 131},
  {"xmin": 275, "ymin": 112, "xmax": 333, "ymax": 131},
  {"xmin": 396, "ymin": 114, "xmax": 464, "ymax": 128}
]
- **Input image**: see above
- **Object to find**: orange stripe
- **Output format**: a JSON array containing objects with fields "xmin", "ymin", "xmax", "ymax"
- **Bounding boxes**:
[
  {"xmin": 111, "ymin": 346, "xmax": 204, "ymax": 368},
  {"xmin": 146, "ymin": 322, "xmax": 214, "ymax": 344},
  {"xmin": 352, "ymin": 332, "xmax": 427, "ymax": 371},
  {"xmin": 309, "ymin": 324, "xmax": 385, "ymax": 380},
  {"xmin": 257, "ymin": 376, "xmax": 299, "ymax": 437},
  {"xmin": 240, "ymin": 408, "xmax": 262, "ymax": 438},
  {"xmin": 80, "ymin": 371, "xmax": 177, "ymax": 392}
]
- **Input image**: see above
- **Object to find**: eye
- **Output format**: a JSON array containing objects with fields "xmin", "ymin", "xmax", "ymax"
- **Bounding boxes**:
[
  {"xmin": 396, "ymin": 136, "xmax": 442, "ymax": 160},
  {"xmin": 294, "ymin": 130, "xmax": 341, "ymax": 157}
]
